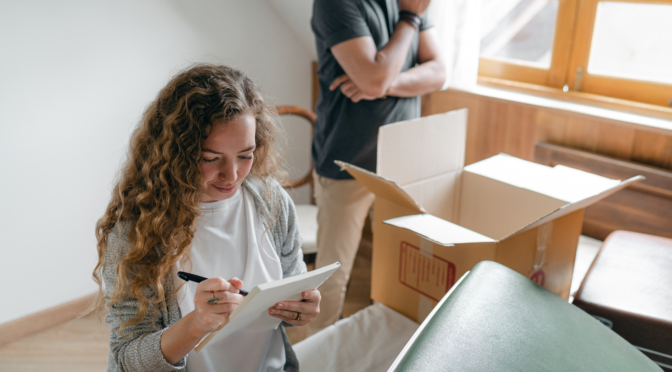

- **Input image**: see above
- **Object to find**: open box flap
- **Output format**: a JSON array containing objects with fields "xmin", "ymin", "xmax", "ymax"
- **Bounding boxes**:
[
  {"xmin": 458, "ymin": 171, "xmax": 567, "ymax": 241},
  {"xmin": 377, "ymin": 109, "xmax": 467, "ymax": 186},
  {"xmin": 464, "ymin": 154, "xmax": 625, "ymax": 203},
  {"xmin": 504, "ymin": 175, "xmax": 644, "ymax": 239},
  {"xmin": 384, "ymin": 214, "xmax": 496, "ymax": 246},
  {"xmin": 401, "ymin": 170, "xmax": 462, "ymax": 223},
  {"xmin": 336, "ymin": 161, "xmax": 425, "ymax": 213}
]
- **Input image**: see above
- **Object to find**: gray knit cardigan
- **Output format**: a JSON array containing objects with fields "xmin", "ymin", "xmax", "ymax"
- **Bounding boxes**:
[{"xmin": 103, "ymin": 178, "xmax": 307, "ymax": 372}]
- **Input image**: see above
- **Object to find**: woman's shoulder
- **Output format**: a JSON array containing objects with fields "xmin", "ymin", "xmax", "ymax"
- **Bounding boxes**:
[
  {"xmin": 243, "ymin": 176, "xmax": 298, "ymax": 240},
  {"xmin": 243, "ymin": 177, "xmax": 293, "ymax": 211},
  {"xmin": 243, "ymin": 176, "xmax": 285, "ymax": 193}
]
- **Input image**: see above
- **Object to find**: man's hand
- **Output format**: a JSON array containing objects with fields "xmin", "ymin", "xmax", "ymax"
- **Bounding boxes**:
[
  {"xmin": 399, "ymin": 0, "xmax": 431, "ymax": 16},
  {"xmin": 268, "ymin": 289, "xmax": 321, "ymax": 326},
  {"xmin": 330, "ymin": 74, "xmax": 384, "ymax": 103}
]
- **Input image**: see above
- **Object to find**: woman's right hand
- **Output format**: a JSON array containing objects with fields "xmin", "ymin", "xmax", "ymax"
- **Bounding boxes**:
[
  {"xmin": 191, "ymin": 277, "xmax": 245, "ymax": 335},
  {"xmin": 161, "ymin": 277, "xmax": 244, "ymax": 365}
]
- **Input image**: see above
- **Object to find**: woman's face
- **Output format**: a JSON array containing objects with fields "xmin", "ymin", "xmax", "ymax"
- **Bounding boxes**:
[{"xmin": 199, "ymin": 113, "xmax": 256, "ymax": 203}]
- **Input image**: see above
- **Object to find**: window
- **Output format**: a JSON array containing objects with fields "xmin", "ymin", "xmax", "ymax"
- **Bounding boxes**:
[
  {"xmin": 479, "ymin": 0, "xmax": 672, "ymax": 107},
  {"xmin": 481, "ymin": 0, "xmax": 559, "ymax": 69}
]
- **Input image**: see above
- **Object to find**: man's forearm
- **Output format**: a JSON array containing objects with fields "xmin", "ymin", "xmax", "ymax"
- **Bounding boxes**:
[
  {"xmin": 332, "ymin": 22, "xmax": 418, "ymax": 98},
  {"xmin": 386, "ymin": 60, "xmax": 446, "ymax": 97},
  {"xmin": 330, "ymin": 0, "xmax": 438, "ymax": 99}
]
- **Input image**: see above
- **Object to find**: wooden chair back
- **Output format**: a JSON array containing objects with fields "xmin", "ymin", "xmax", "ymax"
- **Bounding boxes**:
[{"xmin": 276, "ymin": 105, "xmax": 317, "ymax": 199}]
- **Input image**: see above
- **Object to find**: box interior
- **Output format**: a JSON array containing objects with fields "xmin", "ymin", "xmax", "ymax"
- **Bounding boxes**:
[
  {"xmin": 349, "ymin": 110, "xmax": 638, "ymax": 245},
  {"xmin": 457, "ymin": 171, "xmax": 567, "ymax": 240},
  {"xmin": 399, "ymin": 153, "xmax": 632, "ymax": 242}
]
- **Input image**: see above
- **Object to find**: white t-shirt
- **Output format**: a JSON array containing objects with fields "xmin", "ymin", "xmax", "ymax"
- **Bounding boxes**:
[{"xmin": 172, "ymin": 187, "xmax": 285, "ymax": 372}]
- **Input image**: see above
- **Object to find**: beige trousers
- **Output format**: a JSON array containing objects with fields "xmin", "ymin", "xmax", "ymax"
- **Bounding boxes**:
[{"xmin": 307, "ymin": 171, "xmax": 375, "ymax": 335}]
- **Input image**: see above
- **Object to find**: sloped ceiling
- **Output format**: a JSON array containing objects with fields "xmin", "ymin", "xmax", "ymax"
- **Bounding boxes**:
[{"xmin": 265, "ymin": 0, "xmax": 317, "ymax": 60}]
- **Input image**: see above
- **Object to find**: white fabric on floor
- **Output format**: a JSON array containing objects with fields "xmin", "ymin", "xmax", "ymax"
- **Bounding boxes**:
[{"xmin": 294, "ymin": 303, "xmax": 419, "ymax": 372}]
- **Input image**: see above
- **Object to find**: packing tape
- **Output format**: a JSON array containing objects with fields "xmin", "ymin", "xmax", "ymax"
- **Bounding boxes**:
[
  {"xmin": 535, "ymin": 222, "xmax": 553, "ymax": 272},
  {"xmin": 417, "ymin": 237, "xmax": 435, "ymax": 322},
  {"xmin": 417, "ymin": 296, "xmax": 434, "ymax": 323},
  {"xmin": 419, "ymin": 237, "xmax": 434, "ymax": 258}
]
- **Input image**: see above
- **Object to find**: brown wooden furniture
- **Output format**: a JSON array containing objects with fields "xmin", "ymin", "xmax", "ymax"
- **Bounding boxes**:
[
  {"xmin": 535, "ymin": 142, "xmax": 672, "ymax": 240},
  {"xmin": 276, "ymin": 105, "xmax": 318, "ymax": 263},
  {"xmin": 573, "ymin": 230, "xmax": 672, "ymax": 371},
  {"xmin": 276, "ymin": 105, "xmax": 316, "ymax": 190}
]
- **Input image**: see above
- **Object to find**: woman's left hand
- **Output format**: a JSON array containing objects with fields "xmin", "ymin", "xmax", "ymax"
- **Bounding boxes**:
[{"xmin": 268, "ymin": 289, "xmax": 321, "ymax": 326}]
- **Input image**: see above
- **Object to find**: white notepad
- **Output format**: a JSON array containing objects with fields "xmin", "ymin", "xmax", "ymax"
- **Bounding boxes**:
[{"xmin": 195, "ymin": 262, "xmax": 340, "ymax": 352}]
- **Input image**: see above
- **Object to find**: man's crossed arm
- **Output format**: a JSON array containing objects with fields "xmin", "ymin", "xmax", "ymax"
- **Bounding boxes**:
[{"xmin": 330, "ymin": 20, "xmax": 445, "ymax": 103}]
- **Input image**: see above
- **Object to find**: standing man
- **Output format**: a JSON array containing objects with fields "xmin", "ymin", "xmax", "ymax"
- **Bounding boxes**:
[{"xmin": 309, "ymin": 0, "xmax": 445, "ymax": 334}]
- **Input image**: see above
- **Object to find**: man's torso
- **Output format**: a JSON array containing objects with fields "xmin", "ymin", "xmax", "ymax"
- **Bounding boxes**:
[{"xmin": 311, "ymin": 0, "xmax": 429, "ymax": 179}]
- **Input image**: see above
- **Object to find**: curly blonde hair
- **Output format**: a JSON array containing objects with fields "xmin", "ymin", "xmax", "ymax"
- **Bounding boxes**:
[{"xmin": 88, "ymin": 64, "xmax": 283, "ymax": 335}]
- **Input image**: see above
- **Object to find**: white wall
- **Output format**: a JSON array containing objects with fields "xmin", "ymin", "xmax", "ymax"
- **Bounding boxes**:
[
  {"xmin": 266, "ymin": 0, "xmax": 317, "ymax": 60},
  {"xmin": 0, "ymin": 0, "xmax": 313, "ymax": 325},
  {"xmin": 265, "ymin": 0, "xmax": 316, "ymax": 204}
]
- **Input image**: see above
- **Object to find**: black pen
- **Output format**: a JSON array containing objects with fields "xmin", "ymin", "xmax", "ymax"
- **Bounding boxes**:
[{"xmin": 177, "ymin": 271, "xmax": 249, "ymax": 296}]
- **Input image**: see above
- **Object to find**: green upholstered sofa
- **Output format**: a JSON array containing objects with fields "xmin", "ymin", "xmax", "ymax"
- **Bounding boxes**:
[{"xmin": 388, "ymin": 261, "xmax": 661, "ymax": 372}]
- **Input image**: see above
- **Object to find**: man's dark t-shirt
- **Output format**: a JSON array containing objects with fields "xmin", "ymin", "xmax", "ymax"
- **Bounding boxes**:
[{"xmin": 311, "ymin": 0, "xmax": 433, "ymax": 180}]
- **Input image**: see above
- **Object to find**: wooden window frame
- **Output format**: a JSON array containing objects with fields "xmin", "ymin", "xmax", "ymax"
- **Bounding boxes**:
[
  {"xmin": 567, "ymin": 0, "xmax": 672, "ymax": 106},
  {"xmin": 479, "ymin": 0, "xmax": 672, "ymax": 108},
  {"xmin": 479, "ymin": 0, "xmax": 578, "ymax": 88}
]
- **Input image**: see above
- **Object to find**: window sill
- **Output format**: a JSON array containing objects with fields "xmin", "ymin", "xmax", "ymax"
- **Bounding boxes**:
[{"xmin": 472, "ymin": 76, "xmax": 672, "ymax": 134}]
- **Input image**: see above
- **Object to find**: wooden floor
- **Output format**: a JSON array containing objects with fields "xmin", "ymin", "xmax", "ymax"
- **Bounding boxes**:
[
  {"xmin": 0, "ymin": 311, "xmax": 110, "ymax": 371},
  {"xmin": 0, "ymin": 229, "xmax": 599, "ymax": 371},
  {"xmin": 342, "ymin": 221, "xmax": 373, "ymax": 319}
]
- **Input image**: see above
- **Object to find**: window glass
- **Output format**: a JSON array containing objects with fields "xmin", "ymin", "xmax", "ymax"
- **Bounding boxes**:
[
  {"xmin": 588, "ymin": 2, "xmax": 672, "ymax": 85},
  {"xmin": 480, "ymin": 0, "xmax": 559, "ymax": 68}
]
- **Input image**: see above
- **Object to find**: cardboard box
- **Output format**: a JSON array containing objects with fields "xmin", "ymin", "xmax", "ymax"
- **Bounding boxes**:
[{"xmin": 337, "ymin": 109, "xmax": 643, "ymax": 322}]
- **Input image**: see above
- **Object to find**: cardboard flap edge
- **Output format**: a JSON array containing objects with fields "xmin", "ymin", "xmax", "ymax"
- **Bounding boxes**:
[
  {"xmin": 335, "ymin": 160, "xmax": 425, "ymax": 213},
  {"xmin": 505, "ymin": 175, "xmax": 644, "ymax": 238},
  {"xmin": 383, "ymin": 214, "xmax": 496, "ymax": 246}
]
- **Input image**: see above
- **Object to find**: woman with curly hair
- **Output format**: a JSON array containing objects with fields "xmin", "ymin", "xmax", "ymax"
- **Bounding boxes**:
[{"xmin": 89, "ymin": 64, "xmax": 318, "ymax": 372}]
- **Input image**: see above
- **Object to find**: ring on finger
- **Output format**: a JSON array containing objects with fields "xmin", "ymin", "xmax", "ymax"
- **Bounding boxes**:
[
  {"xmin": 295, "ymin": 312, "xmax": 301, "ymax": 321},
  {"xmin": 208, "ymin": 292, "xmax": 220, "ymax": 304}
]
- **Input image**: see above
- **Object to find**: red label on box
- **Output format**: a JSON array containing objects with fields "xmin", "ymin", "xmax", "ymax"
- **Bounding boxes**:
[
  {"xmin": 530, "ymin": 269, "xmax": 545, "ymax": 286},
  {"xmin": 399, "ymin": 241, "xmax": 456, "ymax": 302}
]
